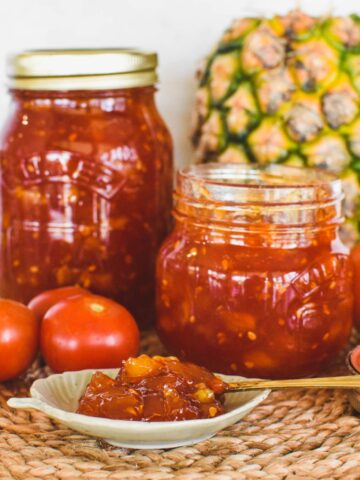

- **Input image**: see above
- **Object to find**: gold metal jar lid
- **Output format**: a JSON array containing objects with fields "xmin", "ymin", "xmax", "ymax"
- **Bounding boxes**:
[{"xmin": 7, "ymin": 49, "xmax": 158, "ymax": 90}]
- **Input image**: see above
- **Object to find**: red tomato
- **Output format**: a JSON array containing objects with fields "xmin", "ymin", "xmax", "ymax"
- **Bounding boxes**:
[
  {"xmin": 351, "ymin": 243, "xmax": 360, "ymax": 331},
  {"xmin": 41, "ymin": 295, "xmax": 140, "ymax": 372},
  {"xmin": 0, "ymin": 299, "xmax": 39, "ymax": 381},
  {"xmin": 28, "ymin": 286, "xmax": 88, "ymax": 322}
]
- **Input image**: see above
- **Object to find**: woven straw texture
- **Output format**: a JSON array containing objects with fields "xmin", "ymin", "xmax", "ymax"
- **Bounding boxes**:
[{"xmin": 1, "ymin": 330, "xmax": 360, "ymax": 480}]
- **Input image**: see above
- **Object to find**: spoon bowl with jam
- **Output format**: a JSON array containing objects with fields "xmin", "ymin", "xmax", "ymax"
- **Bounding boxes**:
[
  {"xmin": 7, "ymin": 355, "xmax": 269, "ymax": 449},
  {"xmin": 9, "ymin": 354, "xmax": 360, "ymax": 449}
]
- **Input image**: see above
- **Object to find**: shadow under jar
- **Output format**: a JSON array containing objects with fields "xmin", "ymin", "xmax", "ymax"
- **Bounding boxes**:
[
  {"xmin": 156, "ymin": 164, "xmax": 353, "ymax": 379},
  {"xmin": 0, "ymin": 49, "xmax": 173, "ymax": 327}
]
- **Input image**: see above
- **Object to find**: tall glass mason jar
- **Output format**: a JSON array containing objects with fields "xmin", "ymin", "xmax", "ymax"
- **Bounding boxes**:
[
  {"xmin": 0, "ymin": 49, "xmax": 173, "ymax": 327},
  {"xmin": 157, "ymin": 164, "xmax": 353, "ymax": 379}
]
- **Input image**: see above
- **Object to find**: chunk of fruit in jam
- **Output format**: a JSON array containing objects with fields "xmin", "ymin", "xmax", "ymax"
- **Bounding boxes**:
[{"xmin": 77, "ymin": 355, "xmax": 226, "ymax": 421}]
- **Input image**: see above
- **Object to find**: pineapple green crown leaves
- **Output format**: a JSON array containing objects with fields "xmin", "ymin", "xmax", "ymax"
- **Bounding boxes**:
[{"xmin": 192, "ymin": 9, "xmax": 360, "ymax": 245}]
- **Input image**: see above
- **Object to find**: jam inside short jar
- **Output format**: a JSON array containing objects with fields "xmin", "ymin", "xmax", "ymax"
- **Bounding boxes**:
[{"xmin": 156, "ymin": 164, "xmax": 353, "ymax": 379}]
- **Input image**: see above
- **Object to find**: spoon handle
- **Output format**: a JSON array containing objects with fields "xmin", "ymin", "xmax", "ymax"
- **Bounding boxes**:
[{"xmin": 226, "ymin": 375, "xmax": 360, "ymax": 392}]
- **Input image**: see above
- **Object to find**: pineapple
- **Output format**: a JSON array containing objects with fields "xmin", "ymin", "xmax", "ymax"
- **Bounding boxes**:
[{"xmin": 192, "ymin": 10, "xmax": 360, "ymax": 245}]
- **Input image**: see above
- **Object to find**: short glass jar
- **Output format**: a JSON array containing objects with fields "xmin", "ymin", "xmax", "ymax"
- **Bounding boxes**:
[
  {"xmin": 0, "ymin": 49, "xmax": 173, "ymax": 327},
  {"xmin": 157, "ymin": 164, "xmax": 353, "ymax": 379}
]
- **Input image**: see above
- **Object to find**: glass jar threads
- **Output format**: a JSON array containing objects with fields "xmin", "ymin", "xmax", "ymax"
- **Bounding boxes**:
[
  {"xmin": 0, "ymin": 49, "xmax": 173, "ymax": 327},
  {"xmin": 157, "ymin": 164, "xmax": 353, "ymax": 379}
]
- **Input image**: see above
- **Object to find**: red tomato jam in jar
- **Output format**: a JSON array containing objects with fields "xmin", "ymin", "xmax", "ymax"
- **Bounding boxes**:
[
  {"xmin": 157, "ymin": 164, "xmax": 353, "ymax": 379},
  {"xmin": 0, "ymin": 49, "xmax": 173, "ymax": 326}
]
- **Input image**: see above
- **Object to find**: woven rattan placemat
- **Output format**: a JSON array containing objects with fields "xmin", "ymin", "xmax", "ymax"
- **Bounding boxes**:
[{"xmin": 1, "ymin": 331, "xmax": 360, "ymax": 480}]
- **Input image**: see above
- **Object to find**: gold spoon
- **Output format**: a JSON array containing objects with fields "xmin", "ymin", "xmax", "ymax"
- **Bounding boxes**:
[{"xmin": 225, "ymin": 376, "xmax": 360, "ymax": 392}]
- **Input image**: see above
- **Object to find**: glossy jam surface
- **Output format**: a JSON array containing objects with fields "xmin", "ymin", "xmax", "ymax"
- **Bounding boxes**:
[
  {"xmin": 157, "ymin": 165, "xmax": 353, "ymax": 379},
  {"xmin": 0, "ymin": 87, "xmax": 173, "ymax": 326},
  {"xmin": 77, "ymin": 355, "xmax": 226, "ymax": 421}
]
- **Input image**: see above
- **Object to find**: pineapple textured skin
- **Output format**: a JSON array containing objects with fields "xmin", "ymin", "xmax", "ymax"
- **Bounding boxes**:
[{"xmin": 192, "ymin": 10, "xmax": 360, "ymax": 245}]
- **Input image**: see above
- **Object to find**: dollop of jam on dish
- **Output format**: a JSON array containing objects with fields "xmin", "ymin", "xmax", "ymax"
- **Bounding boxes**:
[{"xmin": 77, "ymin": 355, "xmax": 227, "ymax": 421}]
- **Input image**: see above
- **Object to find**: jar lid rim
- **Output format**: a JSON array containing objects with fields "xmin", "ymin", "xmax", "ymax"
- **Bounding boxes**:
[
  {"xmin": 7, "ymin": 49, "xmax": 158, "ymax": 90},
  {"xmin": 175, "ymin": 164, "xmax": 344, "ymax": 228},
  {"xmin": 176, "ymin": 163, "xmax": 343, "ymax": 209},
  {"xmin": 179, "ymin": 163, "xmax": 340, "ymax": 191}
]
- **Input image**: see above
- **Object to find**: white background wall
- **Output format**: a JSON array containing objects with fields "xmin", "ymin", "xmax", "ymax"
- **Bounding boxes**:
[{"xmin": 0, "ymin": 0, "xmax": 359, "ymax": 166}]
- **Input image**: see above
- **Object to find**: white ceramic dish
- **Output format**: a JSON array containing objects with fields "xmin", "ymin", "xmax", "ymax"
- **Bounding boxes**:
[{"xmin": 8, "ymin": 369, "xmax": 270, "ymax": 449}]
